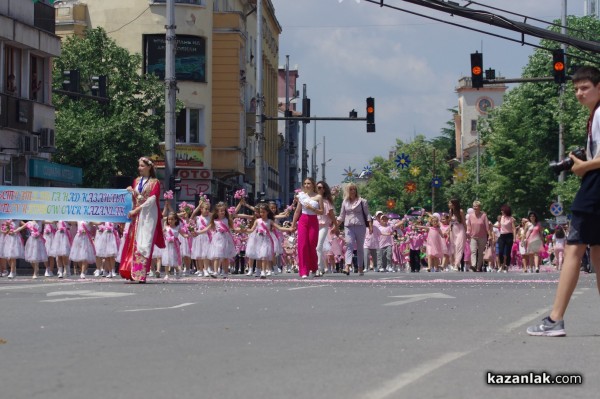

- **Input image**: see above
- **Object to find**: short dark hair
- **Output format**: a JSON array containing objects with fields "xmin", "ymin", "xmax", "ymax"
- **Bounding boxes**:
[
  {"xmin": 572, "ymin": 66, "xmax": 600, "ymax": 86},
  {"xmin": 500, "ymin": 204, "xmax": 512, "ymax": 216}
]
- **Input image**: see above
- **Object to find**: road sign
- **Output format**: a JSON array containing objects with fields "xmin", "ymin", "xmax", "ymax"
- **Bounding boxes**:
[
  {"xmin": 555, "ymin": 215, "xmax": 568, "ymax": 225},
  {"xmin": 550, "ymin": 202, "xmax": 563, "ymax": 216}
]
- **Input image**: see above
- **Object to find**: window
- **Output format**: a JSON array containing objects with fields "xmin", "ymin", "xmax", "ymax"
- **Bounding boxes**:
[
  {"xmin": 30, "ymin": 55, "xmax": 44, "ymax": 102},
  {"xmin": 470, "ymin": 119, "xmax": 478, "ymax": 132},
  {"xmin": 4, "ymin": 46, "xmax": 21, "ymax": 96},
  {"xmin": 176, "ymin": 108, "xmax": 205, "ymax": 145},
  {"xmin": 3, "ymin": 158, "xmax": 13, "ymax": 185}
]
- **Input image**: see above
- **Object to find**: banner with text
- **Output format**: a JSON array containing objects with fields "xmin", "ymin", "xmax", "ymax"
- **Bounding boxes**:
[{"xmin": 0, "ymin": 186, "xmax": 133, "ymax": 223}]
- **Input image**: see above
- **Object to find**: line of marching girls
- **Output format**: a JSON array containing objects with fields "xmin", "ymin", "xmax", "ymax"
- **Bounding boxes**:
[{"xmin": 0, "ymin": 179, "xmax": 561, "ymax": 280}]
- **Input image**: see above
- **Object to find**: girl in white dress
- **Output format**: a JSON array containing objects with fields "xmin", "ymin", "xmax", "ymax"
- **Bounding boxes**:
[
  {"xmin": 42, "ymin": 221, "xmax": 56, "ymax": 276},
  {"xmin": 69, "ymin": 221, "xmax": 96, "ymax": 279},
  {"xmin": 243, "ymin": 203, "xmax": 292, "ymax": 279},
  {"xmin": 0, "ymin": 220, "xmax": 8, "ymax": 277},
  {"xmin": 14, "ymin": 221, "xmax": 47, "ymax": 278},
  {"xmin": 3, "ymin": 220, "xmax": 24, "ymax": 279},
  {"xmin": 177, "ymin": 214, "xmax": 192, "ymax": 276},
  {"xmin": 197, "ymin": 202, "xmax": 243, "ymax": 279},
  {"xmin": 95, "ymin": 222, "xmax": 120, "ymax": 278},
  {"xmin": 191, "ymin": 201, "xmax": 212, "ymax": 277},
  {"xmin": 161, "ymin": 204, "xmax": 182, "ymax": 279},
  {"xmin": 52, "ymin": 220, "xmax": 73, "ymax": 278}
]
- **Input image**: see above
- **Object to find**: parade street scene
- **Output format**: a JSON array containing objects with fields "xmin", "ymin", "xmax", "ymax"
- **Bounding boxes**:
[{"xmin": 2, "ymin": 1, "xmax": 600, "ymax": 398}]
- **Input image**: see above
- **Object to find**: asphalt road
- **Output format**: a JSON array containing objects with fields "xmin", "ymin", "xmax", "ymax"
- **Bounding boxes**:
[{"xmin": 1, "ymin": 271, "xmax": 598, "ymax": 399}]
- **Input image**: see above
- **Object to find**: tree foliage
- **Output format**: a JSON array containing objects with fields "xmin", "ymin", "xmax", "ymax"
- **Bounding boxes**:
[
  {"xmin": 52, "ymin": 28, "xmax": 166, "ymax": 187},
  {"xmin": 358, "ymin": 16, "xmax": 600, "ymax": 220}
]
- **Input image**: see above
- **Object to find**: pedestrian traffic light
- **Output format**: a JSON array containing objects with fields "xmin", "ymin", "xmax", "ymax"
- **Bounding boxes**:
[
  {"xmin": 62, "ymin": 69, "xmax": 80, "ymax": 93},
  {"xmin": 302, "ymin": 98, "xmax": 311, "ymax": 124},
  {"xmin": 552, "ymin": 49, "xmax": 566, "ymax": 84},
  {"xmin": 366, "ymin": 97, "xmax": 375, "ymax": 133},
  {"xmin": 470, "ymin": 52, "xmax": 483, "ymax": 89},
  {"xmin": 91, "ymin": 75, "xmax": 108, "ymax": 98},
  {"xmin": 169, "ymin": 172, "xmax": 182, "ymax": 192}
]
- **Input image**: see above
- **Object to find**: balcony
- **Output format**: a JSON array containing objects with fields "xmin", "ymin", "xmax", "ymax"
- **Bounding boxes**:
[{"xmin": 34, "ymin": 1, "xmax": 55, "ymax": 34}]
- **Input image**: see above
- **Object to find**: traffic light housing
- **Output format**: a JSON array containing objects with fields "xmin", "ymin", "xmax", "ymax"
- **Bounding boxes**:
[
  {"xmin": 91, "ymin": 75, "xmax": 108, "ymax": 98},
  {"xmin": 470, "ymin": 52, "xmax": 483, "ymax": 89},
  {"xmin": 302, "ymin": 98, "xmax": 311, "ymax": 124},
  {"xmin": 552, "ymin": 49, "xmax": 566, "ymax": 84},
  {"xmin": 366, "ymin": 97, "xmax": 375, "ymax": 133},
  {"xmin": 62, "ymin": 69, "xmax": 80, "ymax": 93},
  {"xmin": 169, "ymin": 172, "xmax": 182, "ymax": 192}
]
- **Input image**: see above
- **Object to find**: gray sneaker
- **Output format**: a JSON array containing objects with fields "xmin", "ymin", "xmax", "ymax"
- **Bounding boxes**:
[{"xmin": 526, "ymin": 317, "xmax": 566, "ymax": 337}]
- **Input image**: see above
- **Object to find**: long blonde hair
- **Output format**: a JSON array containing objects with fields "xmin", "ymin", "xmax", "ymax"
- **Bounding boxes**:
[{"xmin": 343, "ymin": 182, "xmax": 359, "ymax": 201}]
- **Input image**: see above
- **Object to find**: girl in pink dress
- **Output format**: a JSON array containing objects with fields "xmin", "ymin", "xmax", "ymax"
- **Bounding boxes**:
[
  {"xmin": 425, "ymin": 216, "xmax": 445, "ymax": 272},
  {"xmin": 161, "ymin": 205, "xmax": 182, "ymax": 280},
  {"xmin": 14, "ymin": 221, "xmax": 47, "ymax": 278},
  {"xmin": 440, "ymin": 214, "xmax": 452, "ymax": 271}
]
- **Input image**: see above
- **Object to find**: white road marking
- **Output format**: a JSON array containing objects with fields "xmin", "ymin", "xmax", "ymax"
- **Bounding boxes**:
[
  {"xmin": 120, "ymin": 302, "xmax": 196, "ymax": 312},
  {"xmin": 41, "ymin": 291, "xmax": 135, "ymax": 302},
  {"xmin": 363, "ymin": 352, "xmax": 468, "ymax": 399},
  {"xmin": 288, "ymin": 284, "xmax": 331, "ymax": 291},
  {"xmin": 383, "ymin": 292, "xmax": 455, "ymax": 306},
  {"xmin": 0, "ymin": 282, "xmax": 84, "ymax": 291}
]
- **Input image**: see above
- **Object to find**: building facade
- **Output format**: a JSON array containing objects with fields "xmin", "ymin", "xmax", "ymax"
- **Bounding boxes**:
[
  {"xmin": 0, "ymin": 0, "xmax": 67, "ymax": 187},
  {"xmin": 455, "ymin": 77, "xmax": 507, "ymax": 162},
  {"xmin": 55, "ymin": 0, "xmax": 281, "ymax": 203}
]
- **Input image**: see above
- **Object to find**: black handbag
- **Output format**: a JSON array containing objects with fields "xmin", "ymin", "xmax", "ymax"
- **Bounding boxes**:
[{"xmin": 360, "ymin": 200, "xmax": 369, "ymax": 225}]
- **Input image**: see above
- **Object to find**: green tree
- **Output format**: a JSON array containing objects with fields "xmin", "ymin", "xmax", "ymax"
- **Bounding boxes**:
[
  {"xmin": 52, "ymin": 28, "xmax": 166, "ymax": 187},
  {"xmin": 480, "ymin": 15, "xmax": 600, "ymax": 218},
  {"xmin": 360, "ymin": 135, "xmax": 452, "ymax": 215}
]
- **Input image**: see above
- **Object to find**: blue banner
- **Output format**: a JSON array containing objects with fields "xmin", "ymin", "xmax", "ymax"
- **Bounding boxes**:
[{"xmin": 0, "ymin": 186, "xmax": 133, "ymax": 223}]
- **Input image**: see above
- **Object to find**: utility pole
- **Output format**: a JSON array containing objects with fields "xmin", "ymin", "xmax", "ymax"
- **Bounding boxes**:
[
  {"xmin": 311, "ymin": 117, "xmax": 317, "ymax": 180},
  {"xmin": 321, "ymin": 135, "xmax": 326, "ymax": 182},
  {"xmin": 301, "ymin": 84, "xmax": 308, "ymax": 182},
  {"xmin": 558, "ymin": 0, "xmax": 567, "ymax": 186},
  {"xmin": 255, "ymin": 0, "xmax": 264, "ymax": 200},
  {"xmin": 165, "ymin": 0, "xmax": 177, "ymax": 207},
  {"xmin": 284, "ymin": 55, "xmax": 290, "ymax": 204}
]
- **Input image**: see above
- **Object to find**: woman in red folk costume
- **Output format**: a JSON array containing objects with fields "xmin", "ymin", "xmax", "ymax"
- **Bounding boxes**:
[{"xmin": 119, "ymin": 157, "xmax": 165, "ymax": 283}]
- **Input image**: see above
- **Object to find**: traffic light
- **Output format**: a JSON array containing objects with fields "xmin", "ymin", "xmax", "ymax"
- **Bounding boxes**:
[
  {"xmin": 302, "ymin": 98, "xmax": 311, "ymax": 124},
  {"xmin": 91, "ymin": 75, "xmax": 107, "ymax": 98},
  {"xmin": 552, "ymin": 49, "xmax": 566, "ymax": 84},
  {"xmin": 470, "ymin": 52, "xmax": 483, "ymax": 89},
  {"xmin": 62, "ymin": 69, "xmax": 80, "ymax": 93},
  {"xmin": 169, "ymin": 171, "xmax": 182, "ymax": 192},
  {"xmin": 366, "ymin": 97, "xmax": 375, "ymax": 133}
]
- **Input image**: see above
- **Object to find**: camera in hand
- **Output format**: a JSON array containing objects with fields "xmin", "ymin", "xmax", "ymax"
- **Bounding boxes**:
[{"xmin": 549, "ymin": 147, "xmax": 587, "ymax": 174}]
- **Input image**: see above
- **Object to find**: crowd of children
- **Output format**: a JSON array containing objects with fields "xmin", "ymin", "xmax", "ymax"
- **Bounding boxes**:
[{"xmin": 0, "ymin": 193, "xmax": 568, "ymax": 279}]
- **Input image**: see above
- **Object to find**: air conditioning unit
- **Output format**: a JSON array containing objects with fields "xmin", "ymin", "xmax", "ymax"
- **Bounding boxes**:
[
  {"xmin": 39, "ymin": 128, "xmax": 55, "ymax": 148},
  {"xmin": 20, "ymin": 135, "xmax": 39, "ymax": 154}
]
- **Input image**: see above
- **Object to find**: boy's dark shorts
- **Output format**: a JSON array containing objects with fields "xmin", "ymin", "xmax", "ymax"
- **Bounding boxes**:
[{"xmin": 566, "ymin": 212, "xmax": 600, "ymax": 246}]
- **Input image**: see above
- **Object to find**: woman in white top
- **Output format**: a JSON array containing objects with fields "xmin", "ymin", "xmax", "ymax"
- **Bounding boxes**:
[
  {"xmin": 337, "ymin": 182, "xmax": 373, "ymax": 276},
  {"xmin": 291, "ymin": 178, "xmax": 324, "ymax": 278},
  {"xmin": 315, "ymin": 181, "xmax": 339, "ymax": 276}
]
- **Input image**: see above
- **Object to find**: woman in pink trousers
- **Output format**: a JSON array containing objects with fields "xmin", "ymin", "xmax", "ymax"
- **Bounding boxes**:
[{"xmin": 292, "ymin": 178, "xmax": 324, "ymax": 278}]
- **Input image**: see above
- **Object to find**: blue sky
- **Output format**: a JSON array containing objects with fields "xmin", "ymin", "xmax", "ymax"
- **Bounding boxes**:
[{"xmin": 270, "ymin": 0, "xmax": 586, "ymax": 186}]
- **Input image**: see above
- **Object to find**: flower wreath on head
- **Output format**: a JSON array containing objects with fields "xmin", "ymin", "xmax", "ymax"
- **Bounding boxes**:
[{"xmin": 139, "ymin": 156, "xmax": 154, "ymax": 166}]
